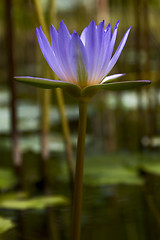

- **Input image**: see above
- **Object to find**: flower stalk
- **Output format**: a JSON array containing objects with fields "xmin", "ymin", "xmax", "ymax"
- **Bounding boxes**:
[{"xmin": 72, "ymin": 98, "xmax": 89, "ymax": 240}]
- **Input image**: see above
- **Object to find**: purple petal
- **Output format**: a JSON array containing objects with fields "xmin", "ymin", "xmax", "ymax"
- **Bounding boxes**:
[
  {"xmin": 109, "ymin": 20, "xmax": 120, "ymax": 56},
  {"xmin": 69, "ymin": 32, "xmax": 88, "ymax": 87},
  {"xmin": 36, "ymin": 27, "xmax": 64, "ymax": 80},
  {"xmin": 104, "ymin": 22, "xmax": 111, "ymax": 32},
  {"xmin": 95, "ymin": 23, "xmax": 111, "ymax": 80},
  {"xmin": 101, "ymin": 73, "xmax": 125, "ymax": 84},
  {"xmin": 50, "ymin": 24, "xmax": 67, "ymax": 80},
  {"xmin": 58, "ymin": 21, "xmax": 74, "ymax": 81},
  {"xmin": 105, "ymin": 21, "xmax": 119, "ymax": 65},
  {"xmin": 80, "ymin": 27, "xmax": 87, "ymax": 45},
  {"xmin": 50, "ymin": 24, "xmax": 59, "ymax": 56},
  {"xmin": 97, "ymin": 20, "xmax": 105, "ymax": 46},
  {"xmin": 93, "ymin": 20, "xmax": 105, "ymax": 79},
  {"xmin": 105, "ymin": 27, "xmax": 131, "ymax": 75},
  {"xmin": 85, "ymin": 20, "xmax": 98, "ymax": 83},
  {"xmin": 99, "ymin": 21, "xmax": 119, "ymax": 80}
]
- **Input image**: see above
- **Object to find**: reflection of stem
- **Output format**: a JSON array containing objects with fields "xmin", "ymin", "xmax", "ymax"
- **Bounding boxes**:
[
  {"xmin": 72, "ymin": 99, "xmax": 89, "ymax": 240},
  {"xmin": 143, "ymin": 174, "xmax": 160, "ymax": 229},
  {"xmin": 33, "ymin": 0, "xmax": 74, "ymax": 187},
  {"xmin": 17, "ymin": 210, "xmax": 25, "ymax": 240},
  {"xmin": 146, "ymin": 194, "xmax": 160, "ymax": 228},
  {"xmin": 47, "ymin": 207, "xmax": 60, "ymax": 240}
]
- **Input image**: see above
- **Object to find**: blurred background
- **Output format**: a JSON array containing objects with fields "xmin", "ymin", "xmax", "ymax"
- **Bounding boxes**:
[{"xmin": 0, "ymin": 0, "xmax": 160, "ymax": 239}]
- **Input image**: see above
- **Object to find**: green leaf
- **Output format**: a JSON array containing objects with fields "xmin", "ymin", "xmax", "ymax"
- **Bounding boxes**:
[
  {"xmin": 141, "ymin": 163, "xmax": 160, "ymax": 175},
  {"xmin": 0, "ymin": 195, "xmax": 68, "ymax": 210},
  {"xmin": 0, "ymin": 169, "xmax": 17, "ymax": 190},
  {"xmin": 14, "ymin": 76, "xmax": 82, "ymax": 98},
  {"xmin": 82, "ymin": 80, "xmax": 151, "ymax": 97},
  {"xmin": 0, "ymin": 217, "xmax": 15, "ymax": 234},
  {"xmin": 84, "ymin": 166, "xmax": 143, "ymax": 186}
]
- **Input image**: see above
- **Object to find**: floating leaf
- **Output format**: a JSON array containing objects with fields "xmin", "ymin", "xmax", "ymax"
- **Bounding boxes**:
[
  {"xmin": 0, "ymin": 195, "xmax": 68, "ymax": 210},
  {"xmin": 0, "ymin": 169, "xmax": 17, "ymax": 190},
  {"xmin": 84, "ymin": 166, "xmax": 143, "ymax": 186},
  {"xmin": 141, "ymin": 163, "xmax": 160, "ymax": 175},
  {"xmin": 53, "ymin": 154, "xmax": 144, "ymax": 186},
  {"xmin": 0, "ymin": 217, "xmax": 15, "ymax": 234}
]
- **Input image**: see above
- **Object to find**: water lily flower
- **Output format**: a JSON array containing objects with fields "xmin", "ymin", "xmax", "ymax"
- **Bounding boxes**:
[{"xmin": 15, "ymin": 20, "xmax": 151, "ymax": 99}]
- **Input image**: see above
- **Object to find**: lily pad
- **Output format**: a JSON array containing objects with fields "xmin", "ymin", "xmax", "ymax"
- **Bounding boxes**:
[
  {"xmin": 0, "ymin": 195, "xmax": 68, "ymax": 210},
  {"xmin": 0, "ymin": 169, "xmax": 17, "ymax": 190},
  {"xmin": 84, "ymin": 166, "xmax": 143, "ymax": 186},
  {"xmin": 141, "ymin": 163, "xmax": 160, "ymax": 175},
  {"xmin": 53, "ymin": 154, "xmax": 144, "ymax": 186},
  {"xmin": 0, "ymin": 216, "xmax": 15, "ymax": 234}
]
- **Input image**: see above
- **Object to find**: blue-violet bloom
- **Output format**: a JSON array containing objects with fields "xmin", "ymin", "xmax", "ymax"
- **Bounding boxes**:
[{"xmin": 15, "ymin": 20, "xmax": 151, "ymax": 98}]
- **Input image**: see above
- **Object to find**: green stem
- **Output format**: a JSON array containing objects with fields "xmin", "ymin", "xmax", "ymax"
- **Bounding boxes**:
[{"xmin": 72, "ymin": 99, "xmax": 89, "ymax": 240}]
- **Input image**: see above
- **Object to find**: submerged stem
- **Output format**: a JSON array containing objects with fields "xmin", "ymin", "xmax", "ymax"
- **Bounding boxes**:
[{"xmin": 72, "ymin": 99, "xmax": 89, "ymax": 240}]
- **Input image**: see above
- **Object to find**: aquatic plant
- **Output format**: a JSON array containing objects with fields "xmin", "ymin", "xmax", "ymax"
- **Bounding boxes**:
[{"xmin": 15, "ymin": 20, "xmax": 151, "ymax": 240}]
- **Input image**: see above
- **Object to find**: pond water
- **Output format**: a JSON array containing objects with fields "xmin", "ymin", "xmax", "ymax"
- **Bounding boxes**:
[
  {"xmin": 1, "ymin": 150, "xmax": 160, "ymax": 240},
  {"xmin": 1, "ymin": 86, "xmax": 160, "ymax": 239}
]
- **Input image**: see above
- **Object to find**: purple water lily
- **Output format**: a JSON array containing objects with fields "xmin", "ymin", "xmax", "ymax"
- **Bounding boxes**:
[
  {"xmin": 37, "ymin": 20, "xmax": 129, "ymax": 87},
  {"xmin": 15, "ymin": 20, "xmax": 151, "ymax": 98}
]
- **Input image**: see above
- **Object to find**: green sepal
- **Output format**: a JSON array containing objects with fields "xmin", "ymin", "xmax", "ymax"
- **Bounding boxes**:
[
  {"xmin": 82, "ymin": 80, "xmax": 151, "ymax": 98},
  {"xmin": 15, "ymin": 77, "xmax": 151, "ymax": 99},
  {"xmin": 14, "ymin": 76, "xmax": 82, "ymax": 98}
]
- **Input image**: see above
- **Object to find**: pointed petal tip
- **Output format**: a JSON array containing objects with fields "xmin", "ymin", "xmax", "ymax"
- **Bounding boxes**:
[
  {"xmin": 142, "ymin": 80, "xmax": 151, "ymax": 84},
  {"xmin": 59, "ymin": 20, "xmax": 65, "ymax": 30},
  {"xmin": 59, "ymin": 20, "xmax": 68, "ymax": 28},
  {"xmin": 98, "ymin": 20, "xmax": 105, "ymax": 29},
  {"xmin": 89, "ymin": 19, "xmax": 96, "ymax": 27},
  {"xmin": 37, "ymin": 26, "xmax": 43, "ymax": 34},
  {"xmin": 60, "ymin": 20, "xmax": 64, "ymax": 24},
  {"xmin": 50, "ymin": 24, "xmax": 57, "ymax": 34},
  {"xmin": 72, "ymin": 30, "xmax": 80, "ymax": 39},
  {"xmin": 115, "ymin": 20, "xmax": 120, "ymax": 28},
  {"xmin": 99, "ymin": 19, "xmax": 105, "ymax": 25},
  {"xmin": 36, "ymin": 27, "xmax": 41, "ymax": 33},
  {"xmin": 128, "ymin": 26, "xmax": 131, "ymax": 32},
  {"xmin": 72, "ymin": 30, "xmax": 77, "ymax": 35},
  {"xmin": 136, "ymin": 80, "xmax": 151, "ymax": 83}
]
